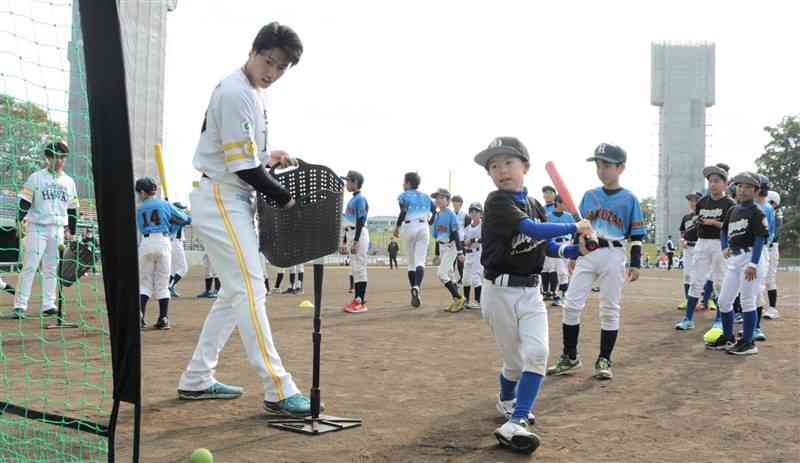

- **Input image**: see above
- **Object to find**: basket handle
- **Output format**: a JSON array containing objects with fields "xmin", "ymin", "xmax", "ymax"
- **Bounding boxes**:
[{"xmin": 269, "ymin": 157, "xmax": 306, "ymax": 177}]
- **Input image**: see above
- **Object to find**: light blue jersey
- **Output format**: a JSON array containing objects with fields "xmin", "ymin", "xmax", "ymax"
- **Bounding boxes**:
[
  {"xmin": 544, "ymin": 202, "xmax": 556, "ymax": 215},
  {"xmin": 344, "ymin": 192, "xmax": 369, "ymax": 226},
  {"xmin": 398, "ymin": 189, "xmax": 433, "ymax": 222},
  {"xmin": 136, "ymin": 197, "xmax": 189, "ymax": 235},
  {"xmin": 432, "ymin": 207, "xmax": 459, "ymax": 242},
  {"xmin": 579, "ymin": 187, "xmax": 644, "ymax": 241},
  {"xmin": 547, "ymin": 209, "xmax": 576, "ymax": 241},
  {"xmin": 760, "ymin": 201, "xmax": 776, "ymax": 244}
]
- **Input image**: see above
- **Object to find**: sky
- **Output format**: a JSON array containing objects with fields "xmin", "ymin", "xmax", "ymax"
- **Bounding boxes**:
[{"xmin": 3, "ymin": 1, "xmax": 799, "ymax": 216}]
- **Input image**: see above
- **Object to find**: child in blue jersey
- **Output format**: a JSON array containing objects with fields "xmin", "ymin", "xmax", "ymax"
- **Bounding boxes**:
[
  {"xmin": 340, "ymin": 170, "xmax": 370, "ymax": 313},
  {"xmin": 135, "ymin": 177, "xmax": 189, "ymax": 330},
  {"xmin": 750, "ymin": 174, "xmax": 775, "ymax": 341},
  {"xmin": 540, "ymin": 186, "xmax": 558, "ymax": 300},
  {"xmin": 548, "ymin": 143, "xmax": 645, "ymax": 380},
  {"xmin": 431, "ymin": 188, "xmax": 466, "ymax": 313},
  {"xmin": 393, "ymin": 172, "xmax": 437, "ymax": 308},
  {"xmin": 168, "ymin": 202, "xmax": 192, "ymax": 297},
  {"xmin": 547, "ymin": 195, "xmax": 576, "ymax": 307},
  {"xmin": 473, "ymin": 137, "xmax": 594, "ymax": 454}
]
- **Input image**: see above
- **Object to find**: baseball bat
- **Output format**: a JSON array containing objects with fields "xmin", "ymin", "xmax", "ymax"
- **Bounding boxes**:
[
  {"xmin": 154, "ymin": 143, "xmax": 169, "ymax": 200},
  {"xmin": 544, "ymin": 161, "xmax": 598, "ymax": 251}
]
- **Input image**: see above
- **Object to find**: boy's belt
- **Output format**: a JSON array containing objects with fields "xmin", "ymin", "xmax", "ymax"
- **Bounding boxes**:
[
  {"xmin": 485, "ymin": 272, "xmax": 539, "ymax": 288},
  {"xmin": 598, "ymin": 238, "xmax": 624, "ymax": 248}
]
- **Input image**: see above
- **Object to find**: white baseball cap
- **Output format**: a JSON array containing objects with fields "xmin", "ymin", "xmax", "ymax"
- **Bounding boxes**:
[{"xmin": 767, "ymin": 190, "xmax": 780, "ymax": 206}]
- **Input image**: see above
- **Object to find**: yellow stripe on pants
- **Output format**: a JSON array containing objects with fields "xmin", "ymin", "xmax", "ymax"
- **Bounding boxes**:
[{"xmin": 213, "ymin": 184, "xmax": 284, "ymax": 400}]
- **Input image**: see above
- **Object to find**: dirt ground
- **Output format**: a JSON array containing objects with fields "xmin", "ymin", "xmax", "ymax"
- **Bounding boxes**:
[{"xmin": 108, "ymin": 267, "xmax": 797, "ymax": 462}]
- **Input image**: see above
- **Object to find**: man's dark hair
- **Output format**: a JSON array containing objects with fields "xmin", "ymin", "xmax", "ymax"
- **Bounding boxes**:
[
  {"xmin": 252, "ymin": 22, "xmax": 303, "ymax": 66},
  {"xmin": 404, "ymin": 172, "xmax": 421, "ymax": 189}
]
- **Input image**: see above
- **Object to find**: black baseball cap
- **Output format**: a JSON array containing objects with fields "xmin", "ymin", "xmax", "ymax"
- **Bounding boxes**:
[
  {"xmin": 542, "ymin": 185, "xmax": 556, "ymax": 194},
  {"xmin": 173, "ymin": 202, "xmax": 188, "ymax": 210},
  {"xmin": 341, "ymin": 170, "xmax": 364, "ymax": 187},
  {"xmin": 702, "ymin": 165, "xmax": 728, "ymax": 181},
  {"xmin": 732, "ymin": 172, "xmax": 759, "ymax": 187},
  {"xmin": 44, "ymin": 141, "xmax": 69, "ymax": 158},
  {"xmin": 431, "ymin": 188, "xmax": 451, "ymax": 200},
  {"xmin": 586, "ymin": 143, "xmax": 626, "ymax": 164},
  {"xmin": 474, "ymin": 137, "xmax": 530, "ymax": 168}
]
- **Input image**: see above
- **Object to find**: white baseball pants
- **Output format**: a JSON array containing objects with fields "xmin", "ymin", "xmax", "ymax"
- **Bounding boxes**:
[
  {"xmin": 436, "ymin": 241, "xmax": 457, "ymax": 284},
  {"xmin": 346, "ymin": 227, "xmax": 369, "ymax": 283},
  {"xmin": 179, "ymin": 179, "xmax": 300, "ymax": 402},
  {"xmin": 401, "ymin": 220, "xmax": 430, "ymax": 270},
  {"xmin": 682, "ymin": 246, "xmax": 695, "ymax": 285},
  {"xmin": 563, "ymin": 246, "xmax": 626, "ymax": 331},
  {"xmin": 14, "ymin": 223, "xmax": 63, "ymax": 312},
  {"xmin": 482, "ymin": 280, "xmax": 549, "ymax": 377},
  {"xmin": 767, "ymin": 244, "xmax": 779, "ymax": 291},
  {"xmin": 463, "ymin": 249, "xmax": 483, "ymax": 287},
  {"xmin": 139, "ymin": 233, "xmax": 172, "ymax": 299},
  {"xmin": 689, "ymin": 238, "xmax": 725, "ymax": 299},
  {"xmin": 718, "ymin": 251, "xmax": 767, "ymax": 314},
  {"xmin": 170, "ymin": 237, "xmax": 188, "ymax": 277}
]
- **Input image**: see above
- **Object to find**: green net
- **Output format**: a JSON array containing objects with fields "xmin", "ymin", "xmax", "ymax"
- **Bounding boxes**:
[{"xmin": 0, "ymin": 2, "xmax": 111, "ymax": 462}]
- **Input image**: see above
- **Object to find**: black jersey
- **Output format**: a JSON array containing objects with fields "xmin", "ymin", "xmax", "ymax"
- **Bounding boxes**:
[
  {"xmin": 679, "ymin": 212, "xmax": 698, "ymax": 243},
  {"xmin": 695, "ymin": 195, "xmax": 736, "ymax": 239},
  {"xmin": 724, "ymin": 201, "xmax": 768, "ymax": 249},
  {"xmin": 481, "ymin": 190, "xmax": 548, "ymax": 278}
]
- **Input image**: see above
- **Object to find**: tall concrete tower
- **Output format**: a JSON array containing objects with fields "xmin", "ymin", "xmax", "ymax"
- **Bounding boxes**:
[
  {"xmin": 68, "ymin": 0, "xmax": 177, "ymax": 200},
  {"xmin": 651, "ymin": 42, "xmax": 715, "ymax": 246}
]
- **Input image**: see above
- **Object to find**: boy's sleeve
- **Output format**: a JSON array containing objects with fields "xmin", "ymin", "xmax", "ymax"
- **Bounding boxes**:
[
  {"xmin": 217, "ymin": 88, "xmax": 261, "ymax": 173},
  {"xmin": 20, "ymin": 174, "xmax": 35, "ymax": 203},
  {"xmin": 628, "ymin": 194, "xmax": 645, "ymax": 237}
]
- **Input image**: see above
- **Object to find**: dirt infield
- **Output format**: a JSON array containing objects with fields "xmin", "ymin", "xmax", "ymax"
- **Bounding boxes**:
[{"xmin": 112, "ymin": 267, "xmax": 798, "ymax": 462}]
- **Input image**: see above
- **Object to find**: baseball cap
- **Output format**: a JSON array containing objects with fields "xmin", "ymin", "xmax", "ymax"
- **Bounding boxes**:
[
  {"xmin": 686, "ymin": 191, "xmax": 702, "ymax": 200},
  {"xmin": 341, "ymin": 170, "xmax": 364, "ymax": 186},
  {"xmin": 468, "ymin": 201, "xmax": 483, "ymax": 212},
  {"xmin": 586, "ymin": 143, "xmax": 626, "ymax": 164},
  {"xmin": 702, "ymin": 165, "xmax": 728, "ymax": 181},
  {"xmin": 452, "ymin": 195, "xmax": 463, "ymax": 203},
  {"xmin": 715, "ymin": 162, "xmax": 731, "ymax": 173},
  {"xmin": 767, "ymin": 190, "xmax": 781, "ymax": 206},
  {"xmin": 542, "ymin": 185, "xmax": 556, "ymax": 194},
  {"xmin": 474, "ymin": 137, "xmax": 530, "ymax": 168},
  {"xmin": 44, "ymin": 141, "xmax": 69, "ymax": 158},
  {"xmin": 731, "ymin": 172, "xmax": 759, "ymax": 187},
  {"xmin": 431, "ymin": 188, "xmax": 451, "ymax": 200}
]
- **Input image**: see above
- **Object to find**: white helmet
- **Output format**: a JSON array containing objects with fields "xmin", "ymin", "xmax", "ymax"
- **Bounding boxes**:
[{"xmin": 767, "ymin": 190, "xmax": 780, "ymax": 207}]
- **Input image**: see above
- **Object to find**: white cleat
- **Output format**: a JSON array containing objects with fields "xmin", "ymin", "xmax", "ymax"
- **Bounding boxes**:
[
  {"xmin": 764, "ymin": 306, "xmax": 779, "ymax": 320},
  {"xmin": 494, "ymin": 419, "xmax": 540, "ymax": 454}
]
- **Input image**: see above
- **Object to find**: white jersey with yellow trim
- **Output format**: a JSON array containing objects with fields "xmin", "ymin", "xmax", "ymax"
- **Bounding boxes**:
[
  {"xmin": 193, "ymin": 68, "xmax": 269, "ymax": 192},
  {"xmin": 19, "ymin": 168, "xmax": 78, "ymax": 226}
]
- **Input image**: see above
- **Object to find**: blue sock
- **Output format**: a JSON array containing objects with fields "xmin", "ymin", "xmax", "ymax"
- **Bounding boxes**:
[
  {"xmin": 512, "ymin": 372, "xmax": 543, "ymax": 422},
  {"xmin": 721, "ymin": 311, "xmax": 734, "ymax": 338},
  {"xmin": 742, "ymin": 311, "xmax": 756, "ymax": 343},
  {"xmin": 499, "ymin": 374, "xmax": 517, "ymax": 401},
  {"xmin": 685, "ymin": 296, "xmax": 698, "ymax": 321},
  {"xmin": 703, "ymin": 281, "xmax": 713, "ymax": 304}
]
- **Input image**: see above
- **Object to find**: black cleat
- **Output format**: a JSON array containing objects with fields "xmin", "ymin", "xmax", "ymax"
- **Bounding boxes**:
[
  {"xmin": 727, "ymin": 339, "xmax": 758, "ymax": 356},
  {"xmin": 410, "ymin": 287, "xmax": 421, "ymax": 308},
  {"xmin": 155, "ymin": 317, "xmax": 171, "ymax": 330}
]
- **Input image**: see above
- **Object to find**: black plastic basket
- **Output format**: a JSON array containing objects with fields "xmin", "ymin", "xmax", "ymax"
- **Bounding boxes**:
[{"xmin": 257, "ymin": 160, "xmax": 343, "ymax": 268}]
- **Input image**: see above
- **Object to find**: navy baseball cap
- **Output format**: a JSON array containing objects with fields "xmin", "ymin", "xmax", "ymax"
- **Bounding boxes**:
[
  {"xmin": 542, "ymin": 185, "xmax": 556, "ymax": 194},
  {"xmin": 431, "ymin": 188, "xmax": 451, "ymax": 200},
  {"xmin": 468, "ymin": 201, "xmax": 483, "ymax": 212},
  {"xmin": 586, "ymin": 143, "xmax": 626, "ymax": 164},
  {"xmin": 474, "ymin": 137, "xmax": 530, "ymax": 168},
  {"xmin": 341, "ymin": 170, "xmax": 364, "ymax": 186}
]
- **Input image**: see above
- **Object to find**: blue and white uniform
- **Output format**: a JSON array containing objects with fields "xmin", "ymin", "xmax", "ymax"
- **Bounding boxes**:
[
  {"xmin": 169, "ymin": 208, "xmax": 191, "ymax": 280},
  {"xmin": 546, "ymin": 210, "xmax": 576, "ymax": 286},
  {"xmin": 137, "ymin": 197, "xmax": 188, "ymax": 300},
  {"xmin": 432, "ymin": 207, "xmax": 461, "ymax": 284},
  {"xmin": 397, "ymin": 189, "xmax": 434, "ymax": 271},
  {"xmin": 343, "ymin": 191, "xmax": 369, "ymax": 284},
  {"xmin": 564, "ymin": 187, "xmax": 645, "ymax": 332},
  {"xmin": 756, "ymin": 199, "xmax": 775, "ymax": 310}
]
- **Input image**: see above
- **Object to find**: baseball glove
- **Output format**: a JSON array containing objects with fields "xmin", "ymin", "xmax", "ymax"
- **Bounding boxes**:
[{"xmin": 60, "ymin": 240, "xmax": 97, "ymax": 287}]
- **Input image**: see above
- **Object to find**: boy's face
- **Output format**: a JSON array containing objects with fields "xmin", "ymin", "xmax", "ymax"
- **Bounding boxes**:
[
  {"xmin": 688, "ymin": 199, "xmax": 697, "ymax": 211},
  {"xmin": 346, "ymin": 179, "xmax": 358, "ymax": 192},
  {"xmin": 735, "ymin": 184, "xmax": 756, "ymax": 201},
  {"xmin": 543, "ymin": 190, "xmax": 556, "ymax": 204},
  {"xmin": 707, "ymin": 175, "xmax": 726, "ymax": 195},
  {"xmin": 452, "ymin": 200, "xmax": 463, "ymax": 211},
  {"xmin": 487, "ymin": 154, "xmax": 528, "ymax": 192},
  {"xmin": 595, "ymin": 160, "xmax": 624, "ymax": 186},
  {"xmin": 46, "ymin": 155, "xmax": 66, "ymax": 172},
  {"xmin": 469, "ymin": 210, "xmax": 481, "ymax": 222},
  {"xmin": 246, "ymin": 48, "xmax": 289, "ymax": 89},
  {"xmin": 435, "ymin": 196, "xmax": 449, "ymax": 209}
]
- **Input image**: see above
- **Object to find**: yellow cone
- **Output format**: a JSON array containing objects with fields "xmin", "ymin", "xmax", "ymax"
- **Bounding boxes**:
[{"xmin": 298, "ymin": 300, "xmax": 313, "ymax": 309}]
